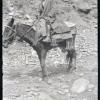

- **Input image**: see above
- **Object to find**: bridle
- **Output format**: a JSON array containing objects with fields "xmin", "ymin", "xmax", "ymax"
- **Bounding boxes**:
[
  {"xmin": 4, "ymin": 25, "xmax": 16, "ymax": 32},
  {"xmin": 4, "ymin": 25, "xmax": 16, "ymax": 41}
]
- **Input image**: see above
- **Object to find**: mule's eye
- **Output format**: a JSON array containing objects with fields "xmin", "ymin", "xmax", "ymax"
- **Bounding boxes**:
[{"xmin": 5, "ymin": 29, "xmax": 9, "ymax": 33}]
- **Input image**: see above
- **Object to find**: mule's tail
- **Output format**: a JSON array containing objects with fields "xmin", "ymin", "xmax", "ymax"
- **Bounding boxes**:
[{"xmin": 67, "ymin": 49, "xmax": 76, "ymax": 59}]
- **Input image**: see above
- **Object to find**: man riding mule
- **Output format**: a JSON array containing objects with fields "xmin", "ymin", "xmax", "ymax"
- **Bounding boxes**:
[{"xmin": 34, "ymin": 0, "xmax": 76, "ymax": 45}]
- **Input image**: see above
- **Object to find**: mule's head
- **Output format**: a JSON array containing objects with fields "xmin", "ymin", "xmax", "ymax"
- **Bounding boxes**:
[{"xmin": 3, "ymin": 18, "xmax": 16, "ymax": 48}]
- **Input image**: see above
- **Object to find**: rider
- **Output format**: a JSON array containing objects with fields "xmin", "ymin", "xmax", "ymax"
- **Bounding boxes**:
[{"xmin": 38, "ymin": 0, "xmax": 55, "ymax": 42}]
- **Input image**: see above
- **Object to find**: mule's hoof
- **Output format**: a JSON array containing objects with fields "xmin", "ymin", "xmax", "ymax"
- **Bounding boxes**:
[
  {"xmin": 70, "ymin": 67, "xmax": 76, "ymax": 72},
  {"xmin": 42, "ymin": 76, "xmax": 49, "ymax": 82},
  {"xmin": 66, "ymin": 66, "xmax": 76, "ymax": 73},
  {"xmin": 66, "ymin": 68, "xmax": 71, "ymax": 73}
]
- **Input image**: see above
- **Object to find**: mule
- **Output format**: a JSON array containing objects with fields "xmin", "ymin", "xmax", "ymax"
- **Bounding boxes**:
[{"xmin": 3, "ymin": 18, "xmax": 77, "ymax": 79}]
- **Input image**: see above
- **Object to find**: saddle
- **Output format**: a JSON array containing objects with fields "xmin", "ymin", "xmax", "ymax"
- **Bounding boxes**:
[
  {"xmin": 43, "ymin": 21, "xmax": 76, "ymax": 46},
  {"xmin": 29, "ymin": 18, "xmax": 76, "ymax": 45}
]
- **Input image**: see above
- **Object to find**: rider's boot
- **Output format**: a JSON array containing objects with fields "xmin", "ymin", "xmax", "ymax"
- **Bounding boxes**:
[{"xmin": 43, "ymin": 23, "xmax": 51, "ymax": 42}]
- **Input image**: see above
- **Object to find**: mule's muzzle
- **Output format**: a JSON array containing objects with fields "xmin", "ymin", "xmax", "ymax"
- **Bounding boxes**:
[{"xmin": 3, "ymin": 40, "xmax": 8, "ymax": 48}]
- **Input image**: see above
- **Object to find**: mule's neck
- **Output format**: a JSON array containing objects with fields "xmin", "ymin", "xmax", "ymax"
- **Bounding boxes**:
[{"xmin": 16, "ymin": 23, "xmax": 38, "ymax": 46}]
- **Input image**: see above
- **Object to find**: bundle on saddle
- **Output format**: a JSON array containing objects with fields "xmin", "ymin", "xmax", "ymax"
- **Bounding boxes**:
[{"xmin": 50, "ymin": 20, "xmax": 76, "ymax": 41}]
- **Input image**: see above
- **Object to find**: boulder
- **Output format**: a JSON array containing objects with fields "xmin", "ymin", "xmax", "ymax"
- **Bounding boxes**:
[
  {"xmin": 71, "ymin": 78, "xmax": 90, "ymax": 93},
  {"xmin": 74, "ymin": 0, "xmax": 92, "ymax": 14}
]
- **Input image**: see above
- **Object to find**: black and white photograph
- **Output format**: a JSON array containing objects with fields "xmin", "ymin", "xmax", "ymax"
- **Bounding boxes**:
[{"xmin": 3, "ymin": 0, "xmax": 97, "ymax": 100}]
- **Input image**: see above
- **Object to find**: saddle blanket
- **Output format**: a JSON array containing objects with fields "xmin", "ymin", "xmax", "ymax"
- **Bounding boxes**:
[{"xmin": 52, "ymin": 33, "xmax": 73, "ymax": 40}]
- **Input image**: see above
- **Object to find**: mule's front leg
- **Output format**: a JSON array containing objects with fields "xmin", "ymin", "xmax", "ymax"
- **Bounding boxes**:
[
  {"xmin": 40, "ymin": 56, "xmax": 47, "ymax": 79},
  {"xmin": 37, "ymin": 49, "xmax": 48, "ymax": 79}
]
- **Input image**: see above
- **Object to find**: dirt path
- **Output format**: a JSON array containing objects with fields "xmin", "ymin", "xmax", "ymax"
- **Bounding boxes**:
[{"xmin": 3, "ymin": 41, "xmax": 97, "ymax": 100}]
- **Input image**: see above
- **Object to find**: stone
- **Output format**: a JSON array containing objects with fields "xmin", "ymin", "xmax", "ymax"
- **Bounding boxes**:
[
  {"xmin": 32, "ymin": 92, "xmax": 39, "ymax": 96},
  {"xmin": 61, "ymin": 84, "xmax": 69, "ymax": 89},
  {"xmin": 37, "ymin": 92, "xmax": 53, "ymax": 100},
  {"xmin": 25, "ymin": 14, "xmax": 31, "ymax": 19},
  {"xmin": 64, "ymin": 89, "xmax": 69, "ymax": 93},
  {"xmin": 70, "ymin": 94, "xmax": 77, "ymax": 98},
  {"xmin": 82, "ymin": 55, "xmax": 97, "ymax": 71},
  {"xmin": 79, "ymin": 73, "xmax": 84, "ymax": 76},
  {"xmin": 88, "ymin": 89, "xmax": 92, "ymax": 92},
  {"xmin": 64, "ymin": 21, "xmax": 76, "ymax": 28},
  {"xmin": 53, "ymin": 61, "xmax": 59, "ymax": 67},
  {"xmin": 75, "ymin": 1, "xmax": 92, "ymax": 14},
  {"xmin": 57, "ymin": 90, "xmax": 66, "ymax": 95},
  {"xmin": 3, "ymin": 98, "xmax": 10, "ymax": 100},
  {"xmin": 90, "ymin": 8, "xmax": 97, "ymax": 18},
  {"xmin": 68, "ymin": 93, "xmax": 71, "ymax": 97},
  {"xmin": 63, "ymin": 0, "xmax": 69, "ymax": 2},
  {"xmin": 87, "ymin": 84, "xmax": 95, "ymax": 92},
  {"xmin": 8, "ymin": 12, "xmax": 14, "ymax": 16},
  {"xmin": 93, "ymin": 87, "xmax": 97, "ymax": 95},
  {"xmin": 83, "ymin": 98, "xmax": 87, "ymax": 100},
  {"xmin": 31, "ymin": 49, "xmax": 36, "ymax": 56},
  {"xmin": 17, "ymin": 95, "xmax": 35, "ymax": 100},
  {"xmin": 71, "ymin": 78, "xmax": 90, "ymax": 93},
  {"xmin": 47, "ymin": 79, "xmax": 53, "ymax": 84},
  {"xmin": 74, "ymin": 71, "xmax": 84, "ymax": 77},
  {"xmin": 88, "ymin": 84, "xmax": 95, "ymax": 89}
]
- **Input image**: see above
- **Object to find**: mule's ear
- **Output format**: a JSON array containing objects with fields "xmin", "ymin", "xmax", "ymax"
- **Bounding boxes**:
[{"xmin": 7, "ymin": 17, "xmax": 14, "ymax": 27}]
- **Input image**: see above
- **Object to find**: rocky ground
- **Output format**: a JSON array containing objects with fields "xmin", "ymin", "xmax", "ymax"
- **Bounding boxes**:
[{"xmin": 3, "ymin": 0, "xmax": 97, "ymax": 100}]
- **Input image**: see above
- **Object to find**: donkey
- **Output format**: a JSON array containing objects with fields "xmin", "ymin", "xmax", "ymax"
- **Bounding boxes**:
[{"xmin": 3, "ymin": 18, "xmax": 76, "ymax": 80}]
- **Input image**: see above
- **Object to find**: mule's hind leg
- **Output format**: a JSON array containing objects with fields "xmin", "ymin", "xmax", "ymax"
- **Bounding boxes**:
[
  {"xmin": 66, "ymin": 49, "xmax": 76, "ymax": 72},
  {"xmin": 69, "ymin": 34, "xmax": 76, "ymax": 71},
  {"xmin": 66, "ymin": 37, "xmax": 76, "ymax": 72}
]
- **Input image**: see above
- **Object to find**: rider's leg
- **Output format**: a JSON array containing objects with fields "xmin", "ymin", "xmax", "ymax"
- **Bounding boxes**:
[
  {"xmin": 46, "ymin": 21, "xmax": 57, "ymax": 46},
  {"xmin": 43, "ymin": 21, "xmax": 51, "ymax": 41}
]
